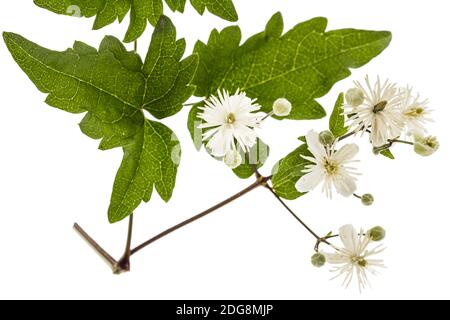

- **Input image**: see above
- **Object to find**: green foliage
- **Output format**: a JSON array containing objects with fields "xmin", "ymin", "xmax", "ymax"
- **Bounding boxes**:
[
  {"xmin": 329, "ymin": 93, "xmax": 348, "ymax": 137},
  {"xmin": 192, "ymin": 12, "xmax": 392, "ymax": 120},
  {"xmin": 380, "ymin": 149, "xmax": 395, "ymax": 160},
  {"xmin": 271, "ymin": 144, "xmax": 312, "ymax": 200},
  {"xmin": 3, "ymin": 16, "xmax": 198, "ymax": 223},
  {"xmin": 232, "ymin": 139, "xmax": 270, "ymax": 179},
  {"xmin": 109, "ymin": 120, "xmax": 180, "ymax": 223},
  {"xmin": 33, "ymin": 0, "xmax": 238, "ymax": 42}
]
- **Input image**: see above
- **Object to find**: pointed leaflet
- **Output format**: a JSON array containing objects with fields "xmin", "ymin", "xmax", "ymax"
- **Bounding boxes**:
[
  {"xmin": 33, "ymin": 0, "xmax": 238, "ymax": 42},
  {"xmin": 329, "ymin": 93, "xmax": 348, "ymax": 137},
  {"xmin": 4, "ymin": 16, "xmax": 197, "ymax": 222},
  {"xmin": 109, "ymin": 119, "xmax": 180, "ymax": 223},
  {"xmin": 271, "ymin": 144, "xmax": 313, "ymax": 200},
  {"xmin": 192, "ymin": 12, "xmax": 392, "ymax": 120},
  {"xmin": 3, "ymin": 32, "xmax": 144, "ymax": 150},
  {"xmin": 3, "ymin": 16, "xmax": 197, "ymax": 149}
]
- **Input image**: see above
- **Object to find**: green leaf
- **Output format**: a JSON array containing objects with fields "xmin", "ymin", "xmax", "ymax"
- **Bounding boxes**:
[
  {"xmin": 380, "ymin": 149, "xmax": 395, "ymax": 160},
  {"xmin": 33, "ymin": 0, "xmax": 238, "ymax": 42},
  {"xmin": 109, "ymin": 119, "xmax": 180, "ymax": 223},
  {"xmin": 298, "ymin": 136, "xmax": 306, "ymax": 143},
  {"xmin": 187, "ymin": 103, "xmax": 204, "ymax": 151},
  {"xmin": 329, "ymin": 93, "xmax": 348, "ymax": 137},
  {"xmin": 232, "ymin": 139, "xmax": 270, "ymax": 179},
  {"xmin": 3, "ymin": 31, "xmax": 145, "ymax": 150},
  {"xmin": 3, "ymin": 16, "xmax": 198, "ymax": 149},
  {"xmin": 193, "ymin": 12, "xmax": 392, "ymax": 120},
  {"xmin": 271, "ymin": 143, "xmax": 312, "ymax": 200},
  {"xmin": 4, "ymin": 16, "xmax": 197, "ymax": 223}
]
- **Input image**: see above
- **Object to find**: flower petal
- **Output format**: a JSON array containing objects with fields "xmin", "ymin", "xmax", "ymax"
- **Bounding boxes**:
[
  {"xmin": 333, "ymin": 144, "xmax": 359, "ymax": 164},
  {"xmin": 295, "ymin": 166, "xmax": 325, "ymax": 193},
  {"xmin": 339, "ymin": 224, "xmax": 359, "ymax": 254},
  {"xmin": 305, "ymin": 130, "xmax": 326, "ymax": 160}
]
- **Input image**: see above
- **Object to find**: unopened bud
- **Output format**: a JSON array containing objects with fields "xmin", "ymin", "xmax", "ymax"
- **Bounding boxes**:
[
  {"xmin": 361, "ymin": 194, "xmax": 374, "ymax": 206},
  {"xmin": 368, "ymin": 226, "xmax": 385, "ymax": 242},
  {"xmin": 272, "ymin": 98, "xmax": 292, "ymax": 117},
  {"xmin": 345, "ymin": 88, "xmax": 365, "ymax": 107},
  {"xmin": 311, "ymin": 253, "xmax": 326, "ymax": 268},
  {"xmin": 414, "ymin": 136, "xmax": 439, "ymax": 157},
  {"xmin": 319, "ymin": 130, "xmax": 335, "ymax": 146}
]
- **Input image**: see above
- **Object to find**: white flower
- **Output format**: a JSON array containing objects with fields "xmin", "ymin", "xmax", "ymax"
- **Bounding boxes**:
[
  {"xmin": 272, "ymin": 98, "xmax": 292, "ymax": 117},
  {"xmin": 223, "ymin": 149, "xmax": 242, "ymax": 169},
  {"xmin": 324, "ymin": 224, "xmax": 385, "ymax": 291},
  {"xmin": 198, "ymin": 90, "xmax": 264, "ymax": 157},
  {"xmin": 347, "ymin": 76, "xmax": 405, "ymax": 147},
  {"xmin": 295, "ymin": 130, "xmax": 359, "ymax": 198},
  {"xmin": 400, "ymin": 87, "xmax": 432, "ymax": 135}
]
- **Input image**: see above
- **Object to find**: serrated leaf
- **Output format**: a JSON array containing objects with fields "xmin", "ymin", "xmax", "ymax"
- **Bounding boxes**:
[
  {"xmin": 193, "ymin": 12, "xmax": 392, "ymax": 120},
  {"xmin": 4, "ymin": 16, "xmax": 197, "ymax": 223},
  {"xmin": 33, "ymin": 0, "xmax": 238, "ymax": 43},
  {"xmin": 3, "ymin": 16, "xmax": 198, "ymax": 149},
  {"xmin": 3, "ymin": 31, "xmax": 145, "ymax": 150},
  {"xmin": 380, "ymin": 149, "xmax": 395, "ymax": 160},
  {"xmin": 109, "ymin": 119, "xmax": 180, "ymax": 223},
  {"xmin": 232, "ymin": 139, "xmax": 270, "ymax": 179},
  {"xmin": 329, "ymin": 93, "xmax": 348, "ymax": 137},
  {"xmin": 271, "ymin": 144, "xmax": 312, "ymax": 200}
]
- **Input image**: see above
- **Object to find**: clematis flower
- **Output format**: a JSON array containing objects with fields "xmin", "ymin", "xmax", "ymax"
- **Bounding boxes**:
[
  {"xmin": 346, "ymin": 76, "xmax": 405, "ymax": 147},
  {"xmin": 198, "ymin": 89, "xmax": 264, "ymax": 157},
  {"xmin": 295, "ymin": 130, "xmax": 360, "ymax": 198},
  {"xmin": 400, "ymin": 86, "xmax": 433, "ymax": 135},
  {"xmin": 323, "ymin": 225, "xmax": 386, "ymax": 292}
]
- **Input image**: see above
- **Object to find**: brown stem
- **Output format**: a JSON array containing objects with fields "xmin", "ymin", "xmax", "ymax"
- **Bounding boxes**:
[
  {"xmin": 73, "ymin": 223, "xmax": 117, "ymax": 271},
  {"xmin": 130, "ymin": 176, "xmax": 271, "ymax": 256},
  {"xmin": 264, "ymin": 185, "xmax": 332, "ymax": 247},
  {"xmin": 114, "ymin": 214, "xmax": 134, "ymax": 274}
]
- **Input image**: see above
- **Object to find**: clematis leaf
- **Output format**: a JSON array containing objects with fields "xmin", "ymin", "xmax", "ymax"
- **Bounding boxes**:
[
  {"xmin": 192, "ymin": 12, "xmax": 392, "ymax": 120},
  {"xmin": 271, "ymin": 144, "xmax": 313, "ymax": 200},
  {"xmin": 329, "ymin": 93, "xmax": 348, "ymax": 137},
  {"xmin": 4, "ymin": 16, "xmax": 197, "ymax": 222},
  {"xmin": 33, "ymin": 0, "xmax": 238, "ymax": 42}
]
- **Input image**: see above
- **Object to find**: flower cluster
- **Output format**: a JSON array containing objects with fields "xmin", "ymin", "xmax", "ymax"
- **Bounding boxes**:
[{"xmin": 196, "ymin": 75, "xmax": 438, "ymax": 291}]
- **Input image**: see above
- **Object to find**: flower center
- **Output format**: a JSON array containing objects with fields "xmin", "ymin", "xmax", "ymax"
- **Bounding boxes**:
[
  {"xmin": 405, "ymin": 106, "xmax": 425, "ymax": 118},
  {"xmin": 352, "ymin": 256, "xmax": 368, "ymax": 268},
  {"xmin": 324, "ymin": 159, "xmax": 339, "ymax": 175},
  {"xmin": 373, "ymin": 100, "xmax": 388, "ymax": 113},
  {"xmin": 226, "ymin": 113, "xmax": 236, "ymax": 124}
]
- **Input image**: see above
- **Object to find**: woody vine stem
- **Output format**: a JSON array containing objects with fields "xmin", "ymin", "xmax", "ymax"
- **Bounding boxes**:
[{"xmin": 73, "ymin": 129, "xmax": 409, "ymax": 274}]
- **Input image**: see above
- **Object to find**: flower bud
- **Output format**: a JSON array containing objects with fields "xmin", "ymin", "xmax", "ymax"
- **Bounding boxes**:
[
  {"xmin": 319, "ymin": 130, "xmax": 335, "ymax": 146},
  {"xmin": 224, "ymin": 150, "xmax": 242, "ymax": 169},
  {"xmin": 361, "ymin": 194, "xmax": 374, "ymax": 206},
  {"xmin": 345, "ymin": 88, "xmax": 365, "ymax": 107},
  {"xmin": 311, "ymin": 253, "xmax": 326, "ymax": 268},
  {"xmin": 368, "ymin": 226, "xmax": 385, "ymax": 242},
  {"xmin": 272, "ymin": 98, "xmax": 292, "ymax": 117},
  {"xmin": 414, "ymin": 136, "xmax": 439, "ymax": 157}
]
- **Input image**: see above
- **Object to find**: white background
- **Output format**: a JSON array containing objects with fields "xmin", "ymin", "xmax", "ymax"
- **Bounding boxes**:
[{"xmin": 0, "ymin": 0, "xmax": 449, "ymax": 300}]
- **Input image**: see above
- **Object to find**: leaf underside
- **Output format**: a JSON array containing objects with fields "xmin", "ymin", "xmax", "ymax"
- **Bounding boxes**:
[
  {"xmin": 192, "ymin": 12, "xmax": 392, "ymax": 120},
  {"xmin": 33, "ymin": 0, "xmax": 238, "ymax": 42},
  {"xmin": 3, "ymin": 16, "xmax": 198, "ymax": 223}
]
